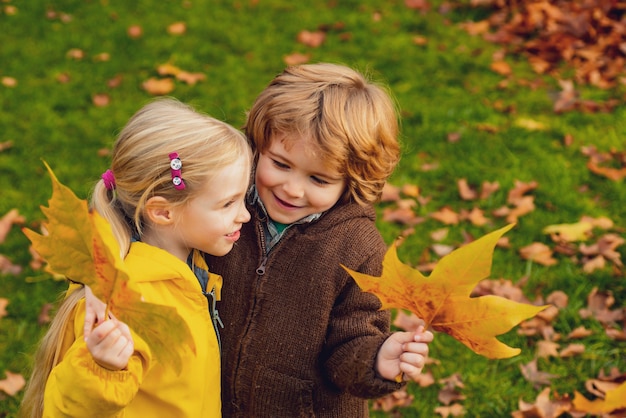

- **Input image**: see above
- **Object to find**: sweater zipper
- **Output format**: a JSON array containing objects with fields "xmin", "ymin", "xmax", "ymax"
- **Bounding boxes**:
[{"xmin": 256, "ymin": 221, "xmax": 268, "ymax": 275}]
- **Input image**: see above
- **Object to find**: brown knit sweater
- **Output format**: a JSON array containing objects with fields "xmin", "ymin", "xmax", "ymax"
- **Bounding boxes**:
[{"xmin": 206, "ymin": 200, "xmax": 403, "ymax": 417}]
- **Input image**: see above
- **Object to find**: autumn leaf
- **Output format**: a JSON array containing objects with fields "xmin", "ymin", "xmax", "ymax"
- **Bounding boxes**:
[
  {"xmin": 343, "ymin": 224, "xmax": 548, "ymax": 358},
  {"xmin": 573, "ymin": 381, "xmax": 626, "ymax": 414},
  {"xmin": 543, "ymin": 221, "xmax": 593, "ymax": 242},
  {"xmin": 0, "ymin": 371, "xmax": 25, "ymax": 396},
  {"xmin": 0, "ymin": 298, "xmax": 8, "ymax": 319},
  {"xmin": 22, "ymin": 163, "xmax": 195, "ymax": 374}
]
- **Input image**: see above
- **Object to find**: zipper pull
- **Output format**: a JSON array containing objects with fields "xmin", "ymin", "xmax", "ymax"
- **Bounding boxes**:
[{"xmin": 256, "ymin": 256, "xmax": 268, "ymax": 275}]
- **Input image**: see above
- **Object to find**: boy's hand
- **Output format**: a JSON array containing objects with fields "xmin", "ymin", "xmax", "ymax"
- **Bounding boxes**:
[
  {"xmin": 376, "ymin": 326, "xmax": 433, "ymax": 382},
  {"xmin": 86, "ymin": 317, "xmax": 134, "ymax": 371},
  {"xmin": 83, "ymin": 285, "xmax": 108, "ymax": 339}
]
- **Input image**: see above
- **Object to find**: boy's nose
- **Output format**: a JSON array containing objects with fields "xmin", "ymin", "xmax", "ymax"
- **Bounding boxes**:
[{"xmin": 282, "ymin": 179, "xmax": 304, "ymax": 199}]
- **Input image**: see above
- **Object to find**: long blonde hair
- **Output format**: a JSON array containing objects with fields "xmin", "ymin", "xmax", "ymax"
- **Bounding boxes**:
[
  {"xmin": 19, "ymin": 287, "xmax": 85, "ymax": 418},
  {"xmin": 19, "ymin": 98, "xmax": 251, "ymax": 417}
]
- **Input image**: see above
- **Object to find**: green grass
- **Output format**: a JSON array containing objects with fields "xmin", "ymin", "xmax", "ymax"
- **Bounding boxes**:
[{"xmin": 1, "ymin": 0, "xmax": 625, "ymax": 416}]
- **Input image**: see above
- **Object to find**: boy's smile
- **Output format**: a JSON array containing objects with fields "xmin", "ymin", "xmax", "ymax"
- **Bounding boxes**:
[{"xmin": 255, "ymin": 134, "xmax": 346, "ymax": 224}]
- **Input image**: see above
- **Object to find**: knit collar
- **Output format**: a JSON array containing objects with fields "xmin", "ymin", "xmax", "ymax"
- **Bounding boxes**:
[{"xmin": 248, "ymin": 185, "xmax": 322, "ymax": 251}]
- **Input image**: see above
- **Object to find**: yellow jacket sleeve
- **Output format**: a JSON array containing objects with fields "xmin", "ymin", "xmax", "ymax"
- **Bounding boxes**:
[{"xmin": 43, "ymin": 298, "xmax": 151, "ymax": 417}]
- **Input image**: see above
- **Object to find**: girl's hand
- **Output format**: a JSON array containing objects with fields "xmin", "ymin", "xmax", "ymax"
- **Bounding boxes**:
[
  {"xmin": 83, "ymin": 285, "xmax": 108, "ymax": 339},
  {"xmin": 376, "ymin": 326, "xmax": 433, "ymax": 382},
  {"xmin": 85, "ymin": 317, "xmax": 134, "ymax": 371}
]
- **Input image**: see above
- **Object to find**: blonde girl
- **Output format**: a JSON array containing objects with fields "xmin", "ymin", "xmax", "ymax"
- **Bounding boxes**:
[{"xmin": 20, "ymin": 97, "xmax": 252, "ymax": 418}]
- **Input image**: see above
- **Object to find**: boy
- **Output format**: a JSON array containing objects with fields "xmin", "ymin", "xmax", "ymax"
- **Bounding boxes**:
[{"xmin": 206, "ymin": 63, "xmax": 432, "ymax": 417}]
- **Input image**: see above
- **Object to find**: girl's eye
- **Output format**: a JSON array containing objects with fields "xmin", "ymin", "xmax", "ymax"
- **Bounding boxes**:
[
  {"xmin": 223, "ymin": 200, "xmax": 235, "ymax": 208},
  {"xmin": 272, "ymin": 159, "xmax": 289, "ymax": 169}
]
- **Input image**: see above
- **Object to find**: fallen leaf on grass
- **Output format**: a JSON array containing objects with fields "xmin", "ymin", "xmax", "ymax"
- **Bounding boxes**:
[
  {"xmin": 0, "ymin": 255, "xmax": 22, "ymax": 275},
  {"xmin": 283, "ymin": 53, "xmax": 310, "ymax": 65},
  {"xmin": 573, "ymin": 381, "xmax": 626, "ymax": 414},
  {"xmin": 167, "ymin": 21, "xmax": 186, "ymax": 35},
  {"xmin": 434, "ymin": 403, "xmax": 465, "ymax": 417},
  {"xmin": 543, "ymin": 221, "xmax": 593, "ymax": 242},
  {"xmin": 519, "ymin": 242, "xmax": 558, "ymax": 266},
  {"xmin": 297, "ymin": 30, "xmax": 326, "ymax": 47},
  {"xmin": 0, "ymin": 140, "xmax": 13, "ymax": 152},
  {"xmin": 0, "ymin": 371, "xmax": 25, "ymax": 396},
  {"xmin": 142, "ymin": 77, "xmax": 175, "ymax": 95},
  {"xmin": 513, "ymin": 387, "xmax": 572, "ymax": 417},
  {"xmin": 0, "ymin": 209, "xmax": 25, "ymax": 243},
  {"xmin": 0, "ymin": 298, "xmax": 8, "ymax": 319},
  {"xmin": 344, "ymin": 224, "xmax": 548, "ymax": 358},
  {"xmin": 520, "ymin": 359, "xmax": 559, "ymax": 388},
  {"xmin": 371, "ymin": 387, "xmax": 414, "ymax": 412}
]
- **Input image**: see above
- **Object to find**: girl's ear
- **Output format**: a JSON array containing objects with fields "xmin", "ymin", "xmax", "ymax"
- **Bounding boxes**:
[{"xmin": 145, "ymin": 196, "xmax": 175, "ymax": 225}]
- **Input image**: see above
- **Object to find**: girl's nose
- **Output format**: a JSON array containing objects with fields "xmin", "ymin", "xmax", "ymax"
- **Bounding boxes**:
[{"xmin": 238, "ymin": 205, "xmax": 251, "ymax": 223}]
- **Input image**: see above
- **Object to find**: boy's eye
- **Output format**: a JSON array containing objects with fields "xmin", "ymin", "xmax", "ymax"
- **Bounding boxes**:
[
  {"xmin": 311, "ymin": 176, "xmax": 329, "ymax": 185},
  {"xmin": 272, "ymin": 159, "xmax": 289, "ymax": 169}
]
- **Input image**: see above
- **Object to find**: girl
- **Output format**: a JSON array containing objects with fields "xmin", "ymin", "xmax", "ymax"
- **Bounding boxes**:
[{"xmin": 20, "ymin": 97, "xmax": 252, "ymax": 417}]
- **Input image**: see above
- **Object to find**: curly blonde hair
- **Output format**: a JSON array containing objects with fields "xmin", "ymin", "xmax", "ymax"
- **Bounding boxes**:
[{"xmin": 245, "ymin": 63, "xmax": 401, "ymax": 205}]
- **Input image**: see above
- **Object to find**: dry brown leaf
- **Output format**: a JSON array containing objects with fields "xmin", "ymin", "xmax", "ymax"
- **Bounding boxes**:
[
  {"xmin": 0, "ymin": 255, "xmax": 22, "ymax": 275},
  {"xmin": 520, "ymin": 359, "xmax": 559, "ymax": 388},
  {"xmin": 0, "ymin": 140, "xmax": 13, "ymax": 152},
  {"xmin": 38, "ymin": 302, "xmax": 54, "ymax": 325},
  {"xmin": 0, "ymin": 371, "xmax": 25, "ymax": 396},
  {"xmin": 513, "ymin": 387, "xmax": 572, "ymax": 418},
  {"xmin": 567, "ymin": 326, "xmax": 593, "ymax": 340},
  {"xmin": 519, "ymin": 242, "xmax": 558, "ymax": 266},
  {"xmin": 0, "ymin": 209, "xmax": 25, "ymax": 243},
  {"xmin": 371, "ymin": 387, "xmax": 414, "ymax": 412},
  {"xmin": 1, "ymin": 77, "xmax": 17, "ymax": 88},
  {"xmin": 434, "ymin": 403, "xmax": 465, "ymax": 417},
  {"xmin": 463, "ymin": 207, "xmax": 489, "ymax": 226},
  {"xmin": 414, "ymin": 370, "xmax": 436, "ymax": 387},
  {"xmin": 283, "ymin": 53, "xmax": 310, "ymax": 66},
  {"xmin": 401, "ymin": 184, "xmax": 420, "ymax": 198},
  {"xmin": 142, "ymin": 77, "xmax": 175, "ymax": 95},
  {"xmin": 546, "ymin": 290, "xmax": 568, "ymax": 309},
  {"xmin": 393, "ymin": 310, "xmax": 425, "ymax": 332},
  {"xmin": 92, "ymin": 93, "xmax": 110, "ymax": 107},
  {"xmin": 0, "ymin": 298, "xmax": 8, "ymax": 319},
  {"xmin": 381, "ymin": 183, "xmax": 400, "ymax": 202},
  {"xmin": 457, "ymin": 178, "xmax": 478, "ymax": 200},
  {"xmin": 430, "ymin": 206, "xmax": 460, "ymax": 225},
  {"xmin": 127, "ymin": 25, "xmax": 143, "ymax": 38},
  {"xmin": 176, "ymin": 71, "xmax": 206, "ymax": 85},
  {"xmin": 579, "ymin": 287, "xmax": 624, "ymax": 325},
  {"xmin": 536, "ymin": 340, "xmax": 560, "ymax": 359},
  {"xmin": 559, "ymin": 343, "xmax": 585, "ymax": 358},
  {"xmin": 167, "ymin": 21, "xmax": 186, "ymax": 35},
  {"xmin": 490, "ymin": 60, "xmax": 512, "ymax": 76},
  {"xmin": 296, "ymin": 30, "xmax": 326, "ymax": 47}
]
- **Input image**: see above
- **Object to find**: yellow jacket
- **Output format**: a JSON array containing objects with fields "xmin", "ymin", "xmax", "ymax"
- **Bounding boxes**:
[{"xmin": 43, "ymin": 242, "xmax": 222, "ymax": 417}]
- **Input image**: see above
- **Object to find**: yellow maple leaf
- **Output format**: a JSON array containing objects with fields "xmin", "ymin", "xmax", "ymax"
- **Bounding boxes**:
[
  {"xmin": 23, "ymin": 163, "xmax": 195, "ymax": 374},
  {"xmin": 343, "ymin": 223, "xmax": 548, "ymax": 359},
  {"xmin": 573, "ymin": 381, "xmax": 626, "ymax": 414},
  {"xmin": 542, "ymin": 220, "xmax": 593, "ymax": 242}
]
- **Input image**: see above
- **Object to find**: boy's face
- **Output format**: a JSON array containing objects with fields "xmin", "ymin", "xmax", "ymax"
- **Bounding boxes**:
[{"xmin": 255, "ymin": 134, "xmax": 346, "ymax": 224}]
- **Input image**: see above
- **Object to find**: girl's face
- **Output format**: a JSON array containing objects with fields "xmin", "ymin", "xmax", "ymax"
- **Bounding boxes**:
[
  {"xmin": 172, "ymin": 155, "xmax": 251, "ymax": 259},
  {"xmin": 255, "ymin": 134, "xmax": 346, "ymax": 224}
]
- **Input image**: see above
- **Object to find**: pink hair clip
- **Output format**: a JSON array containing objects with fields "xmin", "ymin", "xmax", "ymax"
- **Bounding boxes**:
[
  {"xmin": 169, "ymin": 152, "xmax": 186, "ymax": 190},
  {"xmin": 101, "ymin": 169, "xmax": 116, "ymax": 190}
]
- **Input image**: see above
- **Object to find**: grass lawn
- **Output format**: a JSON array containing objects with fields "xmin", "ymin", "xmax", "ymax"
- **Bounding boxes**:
[{"xmin": 1, "ymin": 0, "xmax": 624, "ymax": 416}]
